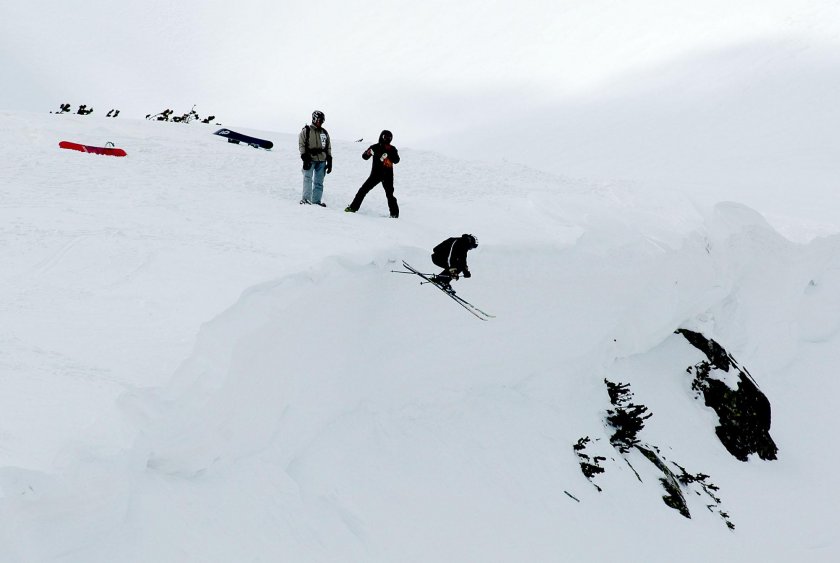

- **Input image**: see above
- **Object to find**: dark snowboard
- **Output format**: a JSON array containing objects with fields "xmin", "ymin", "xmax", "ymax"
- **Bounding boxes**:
[{"xmin": 213, "ymin": 128, "xmax": 273, "ymax": 150}]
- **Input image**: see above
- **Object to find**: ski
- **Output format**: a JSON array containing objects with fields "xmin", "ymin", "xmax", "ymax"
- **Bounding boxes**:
[{"xmin": 397, "ymin": 261, "xmax": 495, "ymax": 320}]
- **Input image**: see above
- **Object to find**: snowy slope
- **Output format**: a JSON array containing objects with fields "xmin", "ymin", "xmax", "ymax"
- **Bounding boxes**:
[{"xmin": 1, "ymin": 112, "xmax": 839, "ymax": 562}]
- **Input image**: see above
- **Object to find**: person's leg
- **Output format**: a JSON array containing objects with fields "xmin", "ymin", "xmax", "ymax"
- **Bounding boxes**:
[
  {"xmin": 432, "ymin": 271, "xmax": 455, "ymax": 292},
  {"xmin": 348, "ymin": 176, "xmax": 380, "ymax": 211},
  {"xmin": 383, "ymin": 176, "xmax": 399, "ymax": 217},
  {"xmin": 431, "ymin": 254, "xmax": 448, "ymax": 271},
  {"xmin": 311, "ymin": 161, "xmax": 327, "ymax": 204},
  {"xmin": 301, "ymin": 165, "xmax": 314, "ymax": 203}
]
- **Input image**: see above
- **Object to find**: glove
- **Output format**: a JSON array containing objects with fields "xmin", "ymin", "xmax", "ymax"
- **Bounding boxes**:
[
  {"xmin": 326, "ymin": 157, "xmax": 333, "ymax": 174},
  {"xmin": 301, "ymin": 153, "xmax": 312, "ymax": 171},
  {"xmin": 463, "ymin": 270, "xmax": 471, "ymax": 278}
]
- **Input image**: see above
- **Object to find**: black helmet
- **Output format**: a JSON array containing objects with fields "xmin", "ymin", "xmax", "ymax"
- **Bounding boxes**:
[
  {"xmin": 312, "ymin": 110, "xmax": 325, "ymax": 124},
  {"xmin": 462, "ymin": 234, "xmax": 478, "ymax": 248},
  {"xmin": 379, "ymin": 130, "xmax": 393, "ymax": 144}
]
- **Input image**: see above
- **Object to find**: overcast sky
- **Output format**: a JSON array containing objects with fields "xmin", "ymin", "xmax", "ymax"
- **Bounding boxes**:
[{"xmin": 3, "ymin": 0, "xmax": 840, "ymax": 200}]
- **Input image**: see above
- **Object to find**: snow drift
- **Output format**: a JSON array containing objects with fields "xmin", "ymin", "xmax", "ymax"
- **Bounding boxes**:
[{"xmin": 1, "ymin": 113, "xmax": 839, "ymax": 561}]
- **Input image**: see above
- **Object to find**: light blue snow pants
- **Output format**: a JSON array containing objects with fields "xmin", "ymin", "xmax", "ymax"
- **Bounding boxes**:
[{"xmin": 302, "ymin": 161, "xmax": 326, "ymax": 204}]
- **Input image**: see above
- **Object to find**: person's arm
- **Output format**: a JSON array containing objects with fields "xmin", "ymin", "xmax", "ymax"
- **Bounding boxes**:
[
  {"xmin": 298, "ymin": 129, "xmax": 307, "ymax": 157},
  {"xmin": 451, "ymin": 241, "xmax": 468, "ymax": 271},
  {"xmin": 299, "ymin": 128, "xmax": 312, "ymax": 167}
]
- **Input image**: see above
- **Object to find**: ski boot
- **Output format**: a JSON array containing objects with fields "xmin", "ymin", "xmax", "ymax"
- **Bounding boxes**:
[{"xmin": 431, "ymin": 275, "xmax": 456, "ymax": 294}]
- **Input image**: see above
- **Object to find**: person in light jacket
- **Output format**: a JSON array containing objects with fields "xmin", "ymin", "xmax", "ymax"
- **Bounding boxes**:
[{"xmin": 299, "ymin": 110, "xmax": 332, "ymax": 206}]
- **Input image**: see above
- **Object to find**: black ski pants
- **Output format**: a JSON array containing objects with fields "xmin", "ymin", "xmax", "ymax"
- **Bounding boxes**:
[
  {"xmin": 349, "ymin": 173, "xmax": 399, "ymax": 217},
  {"xmin": 431, "ymin": 255, "xmax": 460, "ymax": 283}
]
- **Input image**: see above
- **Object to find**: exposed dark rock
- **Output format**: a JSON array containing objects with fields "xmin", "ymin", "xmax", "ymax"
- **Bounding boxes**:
[
  {"xmin": 677, "ymin": 328, "xmax": 731, "ymax": 371},
  {"xmin": 676, "ymin": 329, "xmax": 778, "ymax": 462},
  {"xmin": 637, "ymin": 445, "xmax": 690, "ymax": 519},
  {"xmin": 597, "ymin": 379, "xmax": 735, "ymax": 528},
  {"xmin": 673, "ymin": 461, "xmax": 735, "ymax": 530},
  {"xmin": 604, "ymin": 379, "xmax": 652, "ymax": 454},
  {"xmin": 573, "ymin": 436, "xmax": 605, "ymax": 491}
]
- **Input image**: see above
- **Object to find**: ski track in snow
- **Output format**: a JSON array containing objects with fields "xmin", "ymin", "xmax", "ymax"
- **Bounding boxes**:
[{"xmin": 1, "ymin": 112, "xmax": 839, "ymax": 562}]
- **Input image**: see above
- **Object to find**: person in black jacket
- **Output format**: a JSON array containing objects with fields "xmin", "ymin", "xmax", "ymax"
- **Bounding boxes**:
[
  {"xmin": 345, "ymin": 130, "xmax": 400, "ymax": 218},
  {"xmin": 430, "ymin": 234, "xmax": 479, "ymax": 292}
]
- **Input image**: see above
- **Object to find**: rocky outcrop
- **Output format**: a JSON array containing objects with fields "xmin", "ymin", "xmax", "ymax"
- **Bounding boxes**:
[
  {"xmin": 636, "ymin": 445, "xmax": 690, "ymax": 519},
  {"xmin": 573, "ymin": 436, "xmax": 605, "ymax": 492},
  {"xmin": 604, "ymin": 379, "xmax": 652, "ymax": 454},
  {"xmin": 572, "ymin": 329, "xmax": 776, "ymax": 527},
  {"xmin": 676, "ymin": 329, "xmax": 778, "ymax": 461},
  {"xmin": 575, "ymin": 378, "xmax": 734, "ymax": 529}
]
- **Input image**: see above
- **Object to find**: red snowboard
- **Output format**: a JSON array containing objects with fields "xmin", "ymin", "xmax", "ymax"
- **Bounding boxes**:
[{"xmin": 59, "ymin": 141, "xmax": 127, "ymax": 157}]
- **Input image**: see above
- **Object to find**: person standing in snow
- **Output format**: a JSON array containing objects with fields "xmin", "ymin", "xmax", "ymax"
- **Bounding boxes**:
[
  {"xmin": 344, "ymin": 130, "xmax": 400, "ymax": 218},
  {"xmin": 299, "ymin": 110, "xmax": 332, "ymax": 206},
  {"xmin": 430, "ymin": 234, "xmax": 479, "ymax": 292}
]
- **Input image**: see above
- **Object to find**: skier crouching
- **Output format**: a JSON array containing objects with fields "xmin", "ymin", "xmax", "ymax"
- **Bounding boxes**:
[{"xmin": 430, "ymin": 234, "xmax": 478, "ymax": 292}]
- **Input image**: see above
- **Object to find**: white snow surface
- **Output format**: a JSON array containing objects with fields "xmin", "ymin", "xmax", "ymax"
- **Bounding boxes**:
[{"xmin": 1, "ymin": 112, "xmax": 839, "ymax": 561}]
